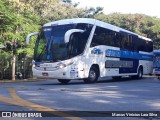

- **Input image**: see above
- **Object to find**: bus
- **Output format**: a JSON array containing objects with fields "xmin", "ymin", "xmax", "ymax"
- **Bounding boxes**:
[
  {"xmin": 26, "ymin": 18, "xmax": 153, "ymax": 84},
  {"xmin": 153, "ymin": 50, "xmax": 160, "ymax": 76}
]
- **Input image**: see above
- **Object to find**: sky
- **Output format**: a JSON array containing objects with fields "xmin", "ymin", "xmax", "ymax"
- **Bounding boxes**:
[{"xmin": 72, "ymin": 0, "xmax": 160, "ymax": 18}]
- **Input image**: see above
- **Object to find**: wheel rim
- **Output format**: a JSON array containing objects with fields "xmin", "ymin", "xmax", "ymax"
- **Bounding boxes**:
[
  {"xmin": 89, "ymin": 70, "xmax": 96, "ymax": 81},
  {"xmin": 139, "ymin": 70, "xmax": 142, "ymax": 78}
]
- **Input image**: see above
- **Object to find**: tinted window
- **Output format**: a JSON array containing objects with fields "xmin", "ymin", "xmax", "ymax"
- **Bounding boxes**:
[
  {"xmin": 120, "ymin": 34, "xmax": 133, "ymax": 51},
  {"xmin": 91, "ymin": 26, "xmax": 120, "ymax": 47},
  {"xmin": 91, "ymin": 26, "xmax": 153, "ymax": 52},
  {"xmin": 145, "ymin": 41, "xmax": 153, "ymax": 52},
  {"xmin": 134, "ymin": 38, "xmax": 153, "ymax": 52},
  {"xmin": 91, "ymin": 27, "xmax": 105, "ymax": 46},
  {"xmin": 67, "ymin": 32, "xmax": 89, "ymax": 57}
]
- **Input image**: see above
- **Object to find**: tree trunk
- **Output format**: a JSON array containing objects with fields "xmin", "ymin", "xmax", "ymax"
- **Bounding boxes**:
[{"xmin": 12, "ymin": 55, "xmax": 16, "ymax": 81}]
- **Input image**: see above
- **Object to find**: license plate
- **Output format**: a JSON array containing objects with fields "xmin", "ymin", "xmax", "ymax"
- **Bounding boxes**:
[{"xmin": 42, "ymin": 73, "xmax": 48, "ymax": 76}]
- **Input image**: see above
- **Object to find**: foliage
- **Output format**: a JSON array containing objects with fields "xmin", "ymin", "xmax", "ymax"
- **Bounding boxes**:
[
  {"xmin": 84, "ymin": 7, "xmax": 103, "ymax": 18},
  {"xmin": 0, "ymin": 0, "xmax": 40, "ymax": 56},
  {"xmin": 0, "ymin": 51, "xmax": 12, "ymax": 79}
]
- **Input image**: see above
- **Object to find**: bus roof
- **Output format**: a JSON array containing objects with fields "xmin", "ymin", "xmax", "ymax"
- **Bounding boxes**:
[
  {"xmin": 44, "ymin": 18, "xmax": 96, "ymax": 27},
  {"xmin": 44, "ymin": 18, "xmax": 152, "ymax": 41}
]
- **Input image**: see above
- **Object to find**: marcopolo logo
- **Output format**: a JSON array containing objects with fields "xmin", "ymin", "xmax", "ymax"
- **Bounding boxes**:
[{"xmin": 91, "ymin": 48, "xmax": 103, "ymax": 55}]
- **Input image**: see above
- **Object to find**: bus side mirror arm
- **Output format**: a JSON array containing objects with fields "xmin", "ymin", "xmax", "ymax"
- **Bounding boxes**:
[
  {"xmin": 64, "ymin": 29, "xmax": 84, "ymax": 43},
  {"xmin": 26, "ymin": 32, "xmax": 39, "ymax": 44}
]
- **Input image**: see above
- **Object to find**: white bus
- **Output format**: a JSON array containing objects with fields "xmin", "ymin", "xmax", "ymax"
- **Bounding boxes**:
[{"xmin": 26, "ymin": 18, "xmax": 153, "ymax": 84}]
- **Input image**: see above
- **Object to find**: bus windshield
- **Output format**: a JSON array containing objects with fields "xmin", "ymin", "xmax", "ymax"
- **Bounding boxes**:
[{"xmin": 34, "ymin": 23, "xmax": 93, "ymax": 62}]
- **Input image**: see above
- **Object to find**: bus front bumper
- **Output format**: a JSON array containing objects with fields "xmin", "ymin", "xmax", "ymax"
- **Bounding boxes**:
[{"xmin": 32, "ymin": 67, "xmax": 86, "ymax": 80}]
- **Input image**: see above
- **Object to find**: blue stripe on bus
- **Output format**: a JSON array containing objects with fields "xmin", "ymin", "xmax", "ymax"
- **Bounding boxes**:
[
  {"xmin": 105, "ymin": 49, "xmax": 153, "ymax": 61},
  {"xmin": 119, "ymin": 58, "xmax": 139, "ymax": 74}
]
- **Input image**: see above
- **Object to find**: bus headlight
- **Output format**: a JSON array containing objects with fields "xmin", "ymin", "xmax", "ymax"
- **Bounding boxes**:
[
  {"xmin": 57, "ymin": 61, "xmax": 74, "ymax": 69},
  {"xmin": 59, "ymin": 64, "xmax": 66, "ymax": 68}
]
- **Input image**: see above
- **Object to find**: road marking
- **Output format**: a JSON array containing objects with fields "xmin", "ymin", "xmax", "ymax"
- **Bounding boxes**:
[{"xmin": 0, "ymin": 88, "xmax": 83, "ymax": 120}]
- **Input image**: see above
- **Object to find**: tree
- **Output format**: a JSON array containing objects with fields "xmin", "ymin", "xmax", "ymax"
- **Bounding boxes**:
[
  {"xmin": 84, "ymin": 7, "xmax": 103, "ymax": 18},
  {"xmin": 0, "ymin": 51, "xmax": 11, "ymax": 79},
  {"xmin": 0, "ymin": 0, "xmax": 40, "ymax": 80}
]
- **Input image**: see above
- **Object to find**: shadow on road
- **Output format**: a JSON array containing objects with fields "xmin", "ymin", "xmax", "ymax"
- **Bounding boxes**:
[{"xmin": 37, "ymin": 76, "xmax": 148, "ymax": 86}]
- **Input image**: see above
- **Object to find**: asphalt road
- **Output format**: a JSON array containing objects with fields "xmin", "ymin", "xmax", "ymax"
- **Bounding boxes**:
[{"xmin": 0, "ymin": 76, "xmax": 160, "ymax": 120}]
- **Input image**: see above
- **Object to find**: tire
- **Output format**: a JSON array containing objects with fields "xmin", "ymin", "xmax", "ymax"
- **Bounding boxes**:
[
  {"xmin": 57, "ymin": 79, "xmax": 70, "ymax": 84},
  {"xmin": 83, "ymin": 66, "xmax": 99, "ymax": 83},
  {"xmin": 131, "ymin": 67, "xmax": 143, "ymax": 79},
  {"xmin": 136, "ymin": 67, "xmax": 143, "ymax": 79},
  {"xmin": 112, "ymin": 76, "xmax": 122, "ymax": 80}
]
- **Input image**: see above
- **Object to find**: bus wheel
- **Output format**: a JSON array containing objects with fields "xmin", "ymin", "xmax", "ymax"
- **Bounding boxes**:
[
  {"xmin": 57, "ymin": 79, "xmax": 70, "ymax": 84},
  {"xmin": 83, "ymin": 66, "xmax": 99, "ymax": 83},
  {"xmin": 137, "ymin": 67, "xmax": 143, "ymax": 79},
  {"xmin": 132, "ymin": 67, "xmax": 143, "ymax": 79}
]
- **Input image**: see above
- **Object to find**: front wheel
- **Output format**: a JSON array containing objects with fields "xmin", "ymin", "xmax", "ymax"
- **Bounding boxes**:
[
  {"xmin": 83, "ymin": 66, "xmax": 99, "ymax": 83},
  {"xmin": 57, "ymin": 79, "xmax": 70, "ymax": 84}
]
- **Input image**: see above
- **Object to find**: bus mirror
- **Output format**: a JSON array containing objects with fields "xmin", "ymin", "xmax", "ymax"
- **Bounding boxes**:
[
  {"xmin": 64, "ymin": 29, "xmax": 84, "ymax": 43},
  {"xmin": 26, "ymin": 32, "xmax": 39, "ymax": 44}
]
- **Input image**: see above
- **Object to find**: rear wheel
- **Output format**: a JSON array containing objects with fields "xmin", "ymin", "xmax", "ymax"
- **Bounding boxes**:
[
  {"xmin": 57, "ymin": 79, "xmax": 70, "ymax": 84},
  {"xmin": 83, "ymin": 66, "xmax": 99, "ymax": 83},
  {"xmin": 131, "ymin": 67, "xmax": 143, "ymax": 79},
  {"xmin": 136, "ymin": 67, "xmax": 143, "ymax": 79}
]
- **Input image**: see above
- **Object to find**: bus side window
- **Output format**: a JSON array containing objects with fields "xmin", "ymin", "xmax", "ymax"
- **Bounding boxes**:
[
  {"xmin": 120, "ymin": 34, "xmax": 128, "ymax": 50},
  {"xmin": 137, "ymin": 38, "xmax": 145, "ymax": 52},
  {"xmin": 91, "ymin": 26, "xmax": 105, "ymax": 47},
  {"xmin": 132, "ymin": 36, "xmax": 138, "ymax": 52},
  {"xmin": 68, "ymin": 32, "xmax": 85, "ymax": 55},
  {"xmin": 120, "ymin": 33, "xmax": 133, "ymax": 51},
  {"xmin": 146, "ymin": 41, "xmax": 153, "ymax": 52},
  {"xmin": 91, "ymin": 26, "xmax": 120, "ymax": 48},
  {"xmin": 104, "ymin": 30, "xmax": 115, "ymax": 47},
  {"xmin": 114, "ymin": 32, "xmax": 121, "ymax": 47},
  {"xmin": 128, "ymin": 35, "xmax": 133, "ymax": 51}
]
